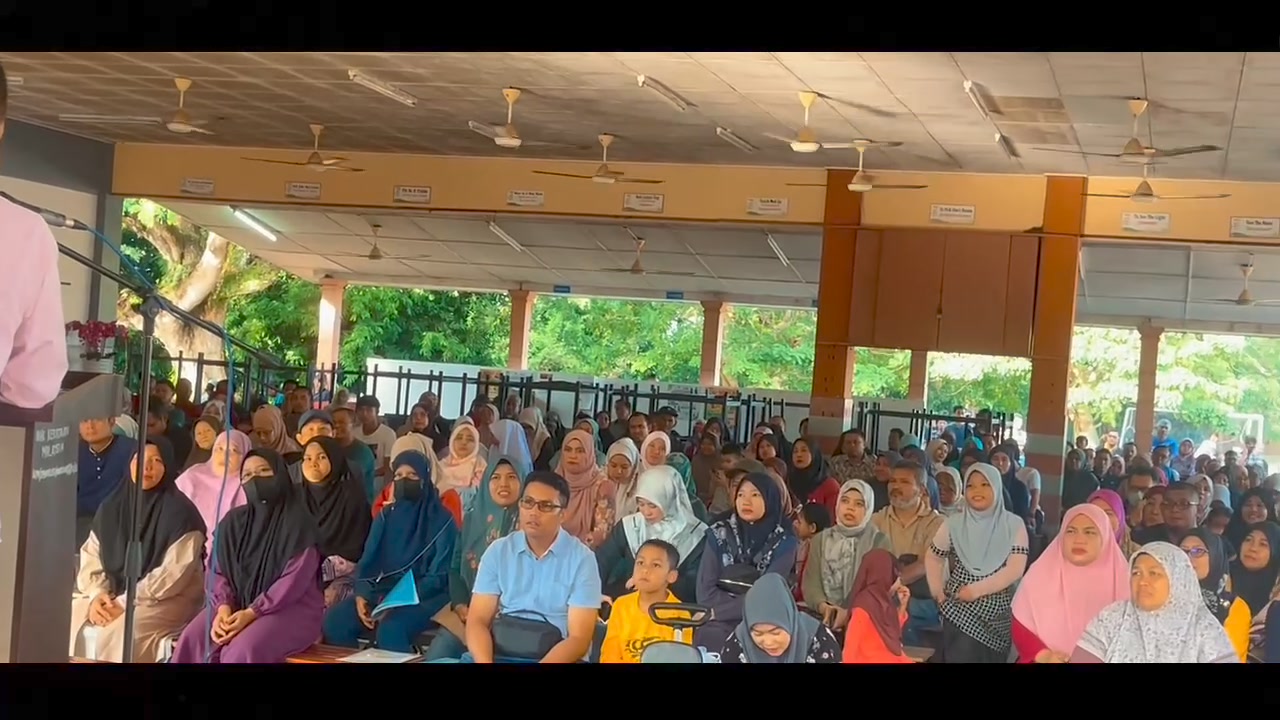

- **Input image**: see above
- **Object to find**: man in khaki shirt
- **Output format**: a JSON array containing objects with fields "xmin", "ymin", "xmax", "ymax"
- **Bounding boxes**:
[{"xmin": 871, "ymin": 459, "xmax": 944, "ymax": 645}]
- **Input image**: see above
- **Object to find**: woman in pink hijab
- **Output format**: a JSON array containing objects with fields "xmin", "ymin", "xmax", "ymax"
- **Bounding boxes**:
[
  {"xmin": 1010, "ymin": 503, "xmax": 1129, "ymax": 662},
  {"xmin": 174, "ymin": 429, "xmax": 253, "ymax": 566},
  {"xmin": 554, "ymin": 429, "xmax": 617, "ymax": 549}
]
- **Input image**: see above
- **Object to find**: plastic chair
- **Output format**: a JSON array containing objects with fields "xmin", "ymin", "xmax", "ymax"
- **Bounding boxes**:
[{"xmin": 641, "ymin": 602, "xmax": 712, "ymax": 664}]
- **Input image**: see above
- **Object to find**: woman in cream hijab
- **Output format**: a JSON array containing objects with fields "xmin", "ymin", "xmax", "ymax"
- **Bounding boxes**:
[
  {"xmin": 436, "ymin": 421, "xmax": 488, "ymax": 526},
  {"xmin": 801, "ymin": 479, "xmax": 891, "ymax": 630},
  {"xmin": 606, "ymin": 438, "xmax": 642, "ymax": 517}
]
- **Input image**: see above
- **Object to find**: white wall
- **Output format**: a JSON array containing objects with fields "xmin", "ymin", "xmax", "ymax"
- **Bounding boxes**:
[{"xmin": 0, "ymin": 175, "xmax": 103, "ymax": 326}]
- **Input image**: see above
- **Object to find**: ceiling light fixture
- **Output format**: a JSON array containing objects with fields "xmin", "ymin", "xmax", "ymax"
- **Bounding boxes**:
[
  {"xmin": 716, "ymin": 127, "xmax": 757, "ymax": 153},
  {"xmin": 996, "ymin": 132, "xmax": 1021, "ymax": 160},
  {"xmin": 231, "ymin": 207, "xmax": 278, "ymax": 242},
  {"xmin": 637, "ymin": 75, "xmax": 691, "ymax": 112},
  {"xmin": 765, "ymin": 232, "xmax": 791, "ymax": 267},
  {"xmin": 963, "ymin": 80, "xmax": 991, "ymax": 120},
  {"xmin": 348, "ymin": 69, "xmax": 418, "ymax": 108},
  {"xmin": 58, "ymin": 113, "xmax": 158, "ymax": 125},
  {"xmin": 488, "ymin": 221, "xmax": 525, "ymax": 253},
  {"xmin": 8, "ymin": 76, "xmax": 22, "ymax": 88}
]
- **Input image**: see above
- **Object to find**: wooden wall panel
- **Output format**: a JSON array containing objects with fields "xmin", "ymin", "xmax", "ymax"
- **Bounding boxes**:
[
  {"xmin": 871, "ymin": 230, "xmax": 945, "ymax": 350},
  {"xmin": 848, "ymin": 230, "xmax": 882, "ymax": 347},
  {"xmin": 937, "ymin": 233, "xmax": 1011, "ymax": 355},
  {"xmin": 1002, "ymin": 235, "xmax": 1040, "ymax": 356}
]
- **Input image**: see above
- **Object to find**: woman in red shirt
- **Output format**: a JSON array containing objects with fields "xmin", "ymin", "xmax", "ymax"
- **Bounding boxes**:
[
  {"xmin": 786, "ymin": 437, "xmax": 840, "ymax": 518},
  {"xmin": 842, "ymin": 548, "xmax": 914, "ymax": 663}
]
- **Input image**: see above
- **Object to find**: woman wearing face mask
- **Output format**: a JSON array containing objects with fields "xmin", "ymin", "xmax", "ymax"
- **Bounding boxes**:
[
  {"xmin": 925, "ymin": 463, "xmax": 1029, "ymax": 663},
  {"xmin": 323, "ymin": 452, "xmax": 457, "ymax": 654},
  {"xmin": 1010, "ymin": 504, "xmax": 1128, "ymax": 663},
  {"xmin": 719, "ymin": 573, "xmax": 841, "ymax": 663},
  {"xmin": 425, "ymin": 453, "xmax": 529, "ymax": 661},
  {"xmin": 70, "ymin": 437, "xmax": 206, "ymax": 662},
  {"xmin": 298, "ymin": 437, "xmax": 372, "ymax": 608},
  {"xmin": 170, "ymin": 449, "xmax": 324, "ymax": 663},
  {"xmin": 800, "ymin": 479, "xmax": 890, "ymax": 632},
  {"xmin": 595, "ymin": 466, "xmax": 708, "ymax": 604},
  {"xmin": 696, "ymin": 471, "xmax": 798, "ymax": 652},
  {"xmin": 175, "ymin": 429, "xmax": 253, "ymax": 566},
  {"xmin": 1230, "ymin": 521, "xmax": 1280, "ymax": 662},
  {"xmin": 1179, "ymin": 527, "xmax": 1250, "ymax": 662}
]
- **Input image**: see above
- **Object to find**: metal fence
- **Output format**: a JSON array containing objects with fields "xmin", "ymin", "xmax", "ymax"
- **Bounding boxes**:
[{"xmin": 854, "ymin": 402, "xmax": 1014, "ymax": 453}]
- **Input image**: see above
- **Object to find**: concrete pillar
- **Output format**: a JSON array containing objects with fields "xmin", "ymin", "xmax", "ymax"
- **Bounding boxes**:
[
  {"xmin": 1024, "ymin": 176, "xmax": 1086, "ymax": 530},
  {"xmin": 907, "ymin": 350, "xmax": 929, "ymax": 403},
  {"xmin": 699, "ymin": 300, "xmax": 728, "ymax": 387},
  {"xmin": 316, "ymin": 280, "xmax": 346, "ymax": 374},
  {"xmin": 807, "ymin": 169, "xmax": 864, "ymax": 455},
  {"xmin": 1135, "ymin": 323, "xmax": 1163, "ymax": 454},
  {"xmin": 507, "ymin": 289, "xmax": 536, "ymax": 371}
]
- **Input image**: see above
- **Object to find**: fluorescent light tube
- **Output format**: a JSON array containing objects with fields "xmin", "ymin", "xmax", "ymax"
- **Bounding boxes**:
[
  {"xmin": 963, "ymin": 80, "xmax": 990, "ymax": 120},
  {"xmin": 231, "ymin": 207, "xmax": 277, "ymax": 242},
  {"xmin": 488, "ymin": 221, "xmax": 524, "ymax": 252},
  {"xmin": 348, "ymin": 69, "xmax": 418, "ymax": 108},
  {"xmin": 8, "ymin": 76, "xmax": 22, "ymax": 87},
  {"xmin": 765, "ymin": 232, "xmax": 791, "ymax": 267},
  {"xmin": 996, "ymin": 132, "xmax": 1021, "ymax": 159},
  {"xmin": 58, "ymin": 114, "xmax": 159, "ymax": 125},
  {"xmin": 637, "ymin": 75, "xmax": 690, "ymax": 112},
  {"xmin": 716, "ymin": 126, "xmax": 757, "ymax": 153}
]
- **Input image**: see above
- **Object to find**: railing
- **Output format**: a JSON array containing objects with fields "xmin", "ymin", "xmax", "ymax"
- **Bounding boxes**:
[{"xmin": 854, "ymin": 402, "xmax": 1014, "ymax": 453}]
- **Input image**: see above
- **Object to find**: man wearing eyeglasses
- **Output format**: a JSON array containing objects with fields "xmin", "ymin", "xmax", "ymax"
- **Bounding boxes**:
[
  {"xmin": 464, "ymin": 471, "xmax": 602, "ymax": 663},
  {"xmin": 1132, "ymin": 481, "xmax": 1199, "ymax": 546}
]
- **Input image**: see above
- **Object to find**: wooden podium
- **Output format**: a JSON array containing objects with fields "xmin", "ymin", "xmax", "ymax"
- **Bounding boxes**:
[{"xmin": 0, "ymin": 372, "xmax": 121, "ymax": 663}]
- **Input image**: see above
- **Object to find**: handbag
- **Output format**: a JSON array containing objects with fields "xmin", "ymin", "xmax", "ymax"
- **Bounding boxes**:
[
  {"xmin": 716, "ymin": 563, "xmax": 762, "ymax": 595},
  {"xmin": 491, "ymin": 611, "xmax": 564, "ymax": 660}
]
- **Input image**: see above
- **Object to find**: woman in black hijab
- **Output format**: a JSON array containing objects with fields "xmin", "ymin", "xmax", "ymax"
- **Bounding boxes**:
[
  {"xmin": 1180, "ymin": 527, "xmax": 1250, "ymax": 661},
  {"xmin": 299, "ymin": 437, "xmax": 371, "ymax": 562},
  {"xmin": 1229, "ymin": 521, "xmax": 1280, "ymax": 662},
  {"xmin": 697, "ymin": 471, "xmax": 799, "ymax": 653},
  {"xmin": 786, "ymin": 437, "xmax": 841, "ymax": 514},
  {"xmin": 1226, "ymin": 487, "xmax": 1279, "ymax": 551},
  {"xmin": 170, "ymin": 448, "xmax": 325, "ymax": 664},
  {"xmin": 71, "ymin": 436, "xmax": 207, "ymax": 662}
]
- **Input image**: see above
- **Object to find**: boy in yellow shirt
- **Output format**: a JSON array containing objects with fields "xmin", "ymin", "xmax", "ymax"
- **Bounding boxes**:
[{"xmin": 599, "ymin": 539, "xmax": 693, "ymax": 663}]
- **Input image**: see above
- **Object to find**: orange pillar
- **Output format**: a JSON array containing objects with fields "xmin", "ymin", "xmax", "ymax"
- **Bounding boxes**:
[
  {"xmin": 1024, "ymin": 175, "xmax": 1086, "ymax": 529},
  {"xmin": 507, "ymin": 289, "xmax": 536, "ymax": 370},
  {"xmin": 808, "ymin": 170, "xmax": 862, "ymax": 453},
  {"xmin": 1135, "ymin": 323, "xmax": 1163, "ymax": 454},
  {"xmin": 699, "ymin": 300, "xmax": 728, "ymax": 387},
  {"xmin": 907, "ymin": 350, "xmax": 929, "ymax": 403},
  {"xmin": 316, "ymin": 280, "xmax": 346, "ymax": 376}
]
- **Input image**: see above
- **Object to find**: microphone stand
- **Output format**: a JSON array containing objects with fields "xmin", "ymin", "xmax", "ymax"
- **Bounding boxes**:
[{"xmin": 53, "ymin": 239, "xmax": 282, "ymax": 662}]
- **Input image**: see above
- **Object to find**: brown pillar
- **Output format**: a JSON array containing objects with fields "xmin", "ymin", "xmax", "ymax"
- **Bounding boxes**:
[
  {"xmin": 507, "ymin": 289, "xmax": 536, "ymax": 370},
  {"xmin": 807, "ymin": 170, "xmax": 863, "ymax": 454},
  {"xmin": 316, "ymin": 280, "xmax": 346, "ymax": 375},
  {"xmin": 907, "ymin": 350, "xmax": 929, "ymax": 403},
  {"xmin": 1024, "ymin": 176, "xmax": 1086, "ymax": 529},
  {"xmin": 1135, "ymin": 323, "xmax": 1163, "ymax": 454},
  {"xmin": 699, "ymin": 300, "xmax": 728, "ymax": 386}
]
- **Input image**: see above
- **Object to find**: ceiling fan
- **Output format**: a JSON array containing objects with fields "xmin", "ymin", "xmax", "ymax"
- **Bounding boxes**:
[
  {"xmin": 533, "ymin": 134, "xmax": 662, "ymax": 184},
  {"xmin": 787, "ymin": 139, "xmax": 928, "ymax": 192},
  {"xmin": 468, "ymin": 88, "xmax": 587, "ymax": 149},
  {"xmin": 59, "ymin": 77, "xmax": 215, "ymax": 135},
  {"xmin": 1206, "ymin": 260, "xmax": 1280, "ymax": 306},
  {"xmin": 241, "ymin": 124, "xmax": 364, "ymax": 173},
  {"xmin": 600, "ymin": 229, "xmax": 696, "ymax": 277},
  {"xmin": 1034, "ymin": 98, "xmax": 1222, "ymax": 163},
  {"xmin": 766, "ymin": 91, "xmax": 868, "ymax": 153},
  {"xmin": 1086, "ymin": 163, "xmax": 1229, "ymax": 202},
  {"xmin": 327, "ymin": 223, "xmax": 429, "ymax": 261}
]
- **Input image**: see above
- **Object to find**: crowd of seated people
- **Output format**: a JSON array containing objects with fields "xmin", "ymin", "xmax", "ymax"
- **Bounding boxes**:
[{"xmin": 69, "ymin": 383, "xmax": 1280, "ymax": 663}]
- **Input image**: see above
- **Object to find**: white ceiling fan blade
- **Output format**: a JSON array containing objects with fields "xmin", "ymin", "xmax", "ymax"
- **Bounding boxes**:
[
  {"xmin": 318, "ymin": 164, "xmax": 364, "ymax": 173},
  {"xmin": 1085, "ymin": 192, "xmax": 1137, "ymax": 199},
  {"xmin": 1153, "ymin": 193, "xmax": 1231, "ymax": 201},
  {"xmin": 872, "ymin": 184, "xmax": 929, "ymax": 190},
  {"xmin": 242, "ymin": 157, "xmax": 311, "ymax": 166},
  {"xmin": 617, "ymin": 177, "xmax": 664, "ymax": 184},
  {"xmin": 468, "ymin": 120, "xmax": 501, "ymax": 139},
  {"xmin": 188, "ymin": 125, "xmax": 215, "ymax": 135},
  {"xmin": 1033, "ymin": 147, "xmax": 1123, "ymax": 158},
  {"xmin": 786, "ymin": 182, "xmax": 826, "ymax": 187},
  {"xmin": 59, "ymin": 114, "xmax": 163, "ymax": 125},
  {"xmin": 320, "ymin": 157, "xmax": 349, "ymax": 166},
  {"xmin": 644, "ymin": 270, "xmax": 699, "ymax": 276},
  {"xmin": 764, "ymin": 131, "xmax": 797, "ymax": 144},
  {"xmin": 532, "ymin": 170, "xmax": 595, "ymax": 180},
  {"xmin": 1153, "ymin": 144, "xmax": 1222, "ymax": 158},
  {"xmin": 1251, "ymin": 299, "xmax": 1280, "ymax": 305}
]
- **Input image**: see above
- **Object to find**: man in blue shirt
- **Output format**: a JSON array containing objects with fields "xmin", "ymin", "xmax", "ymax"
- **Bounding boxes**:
[
  {"xmin": 75, "ymin": 415, "xmax": 136, "ymax": 545},
  {"xmin": 467, "ymin": 471, "xmax": 602, "ymax": 663},
  {"xmin": 1152, "ymin": 418, "xmax": 1178, "ymax": 456}
]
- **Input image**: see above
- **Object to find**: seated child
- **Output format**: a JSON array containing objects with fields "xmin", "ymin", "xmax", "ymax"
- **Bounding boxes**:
[
  {"xmin": 599, "ymin": 539, "xmax": 693, "ymax": 664},
  {"xmin": 792, "ymin": 503, "xmax": 832, "ymax": 603}
]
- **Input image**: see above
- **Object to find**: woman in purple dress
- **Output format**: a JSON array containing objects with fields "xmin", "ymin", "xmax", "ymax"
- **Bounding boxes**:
[{"xmin": 170, "ymin": 448, "xmax": 324, "ymax": 663}]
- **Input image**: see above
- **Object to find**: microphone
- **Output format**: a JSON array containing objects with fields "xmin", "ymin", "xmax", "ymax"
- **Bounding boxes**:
[{"xmin": 0, "ymin": 191, "xmax": 92, "ymax": 231}]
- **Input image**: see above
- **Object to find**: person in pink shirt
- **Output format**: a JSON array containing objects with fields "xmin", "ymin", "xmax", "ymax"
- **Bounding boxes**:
[
  {"xmin": 0, "ymin": 62, "xmax": 69, "ymax": 409},
  {"xmin": 175, "ymin": 429, "xmax": 252, "ymax": 565}
]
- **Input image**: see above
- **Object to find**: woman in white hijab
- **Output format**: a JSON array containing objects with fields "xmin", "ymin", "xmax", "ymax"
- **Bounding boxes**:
[
  {"xmin": 595, "ymin": 466, "xmax": 707, "ymax": 603},
  {"xmin": 925, "ymin": 462, "xmax": 1029, "ymax": 663},
  {"xmin": 436, "ymin": 421, "xmax": 488, "ymax": 523},
  {"xmin": 936, "ymin": 466, "xmax": 964, "ymax": 517},
  {"xmin": 606, "ymin": 438, "xmax": 641, "ymax": 517},
  {"xmin": 1072, "ymin": 541, "xmax": 1239, "ymax": 663},
  {"xmin": 801, "ymin": 479, "xmax": 891, "ymax": 631},
  {"xmin": 517, "ymin": 407, "xmax": 553, "ymax": 470}
]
